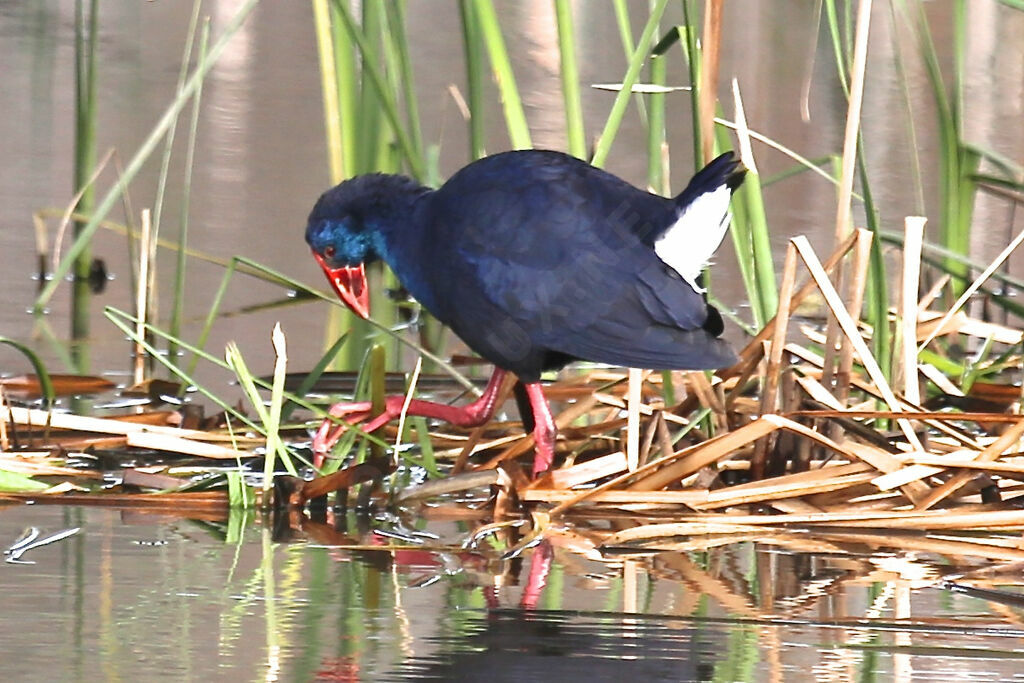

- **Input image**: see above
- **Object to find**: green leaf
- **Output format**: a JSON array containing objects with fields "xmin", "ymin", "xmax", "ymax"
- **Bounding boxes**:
[{"xmin": 0, "ymin": 469, "xmax": 50, "ymax": 493}]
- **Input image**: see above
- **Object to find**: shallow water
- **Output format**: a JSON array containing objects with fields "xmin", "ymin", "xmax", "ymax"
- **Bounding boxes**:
[{"xmin": 2, "ymin": 503, "xmax": 1023, "ymax": 681}]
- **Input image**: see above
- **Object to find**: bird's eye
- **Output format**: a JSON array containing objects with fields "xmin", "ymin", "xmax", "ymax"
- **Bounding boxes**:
[{"xmin": 324, "ymin": 246, "xmax": 336, "ymax": 259}]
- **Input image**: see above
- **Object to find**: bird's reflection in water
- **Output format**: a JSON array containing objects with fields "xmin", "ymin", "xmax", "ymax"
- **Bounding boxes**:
[{"xmin": 385, "ymin": 609, "xmax": 719, "ymax": 683}]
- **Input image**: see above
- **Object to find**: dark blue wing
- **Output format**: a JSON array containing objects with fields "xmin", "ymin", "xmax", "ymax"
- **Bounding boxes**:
[{"xmin": 417, "ymin": 150, "xmax": 734, "ymax": 378}]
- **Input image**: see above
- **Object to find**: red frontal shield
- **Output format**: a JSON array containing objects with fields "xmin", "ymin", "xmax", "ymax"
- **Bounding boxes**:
[{"xmin": 313, "ymin": 251, "xmax": 370, "ymax": 319}]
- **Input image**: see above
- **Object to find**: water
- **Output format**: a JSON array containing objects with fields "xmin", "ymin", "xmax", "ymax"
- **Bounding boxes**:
[
  {"xmin": 2, "ymin": 2, "xmax": 1024, "ymax": 679},
  {"xmin": 2, "ymin": 504, "xmax": 1023, "ymax": 681}
]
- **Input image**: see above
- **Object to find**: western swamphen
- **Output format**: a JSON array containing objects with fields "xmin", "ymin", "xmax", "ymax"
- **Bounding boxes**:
[{"xmin": 306, "ymin": 150, "xmax": 745, "ymax": 475}]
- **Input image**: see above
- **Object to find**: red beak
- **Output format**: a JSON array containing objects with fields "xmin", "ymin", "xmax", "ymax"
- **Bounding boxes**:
[{"xmin": 313, "ymin": 251, "xmax": 370, "ymax": 319}]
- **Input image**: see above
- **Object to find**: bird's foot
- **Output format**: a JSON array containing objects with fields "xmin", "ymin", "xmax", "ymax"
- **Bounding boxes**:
[
  {"xmin": 523, "ymin": 382, "xmax": 557, "ymax": 478},
  {"xmin": 312, "ymin": 369, "xmax": 510, "ymax": 469},
  {"xmin": 312, "ymin": 400, "xmax": 386, "ymax": 467}
]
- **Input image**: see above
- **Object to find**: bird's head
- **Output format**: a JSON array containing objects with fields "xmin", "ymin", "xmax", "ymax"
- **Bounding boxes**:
[
  {"xmin": 306, "ymin": 209, "xmax": 372, "ymax": 319},
  {"xmin": 306, "ymin": 174, "xmax": 428, "ymax": 319}
]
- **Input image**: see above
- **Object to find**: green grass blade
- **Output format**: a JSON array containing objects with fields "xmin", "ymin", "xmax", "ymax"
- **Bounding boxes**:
[
  {"xmin": 312, "ymin": 0, "xmax": 346, "ymax": 182},
  {"xmin": 473, "ymin": 0, "xmax": 532, "ymax": 149},
  {"xmin": 331, "ymin": 0, "xmax": 424, "ymax": 178},
  {"xmin": 36, "ymin": 0, "xmax": 261, "ymax": 312},
  {"xmin": 152, "ymin": 0, "xmax": 202, "ymax": 246},
  {"xmin": 0, "ymin": 470, "xmax": 50, "ymax": 493},
  {"xmin": 356, "ymin": 0, "xmax": 386, "ymax": 173},
  {"xmin": 611, "ymin": 0, "xmax": 647, "ymax": 126},
  {"xmin": 170, "ymin": 18, "xmax": 210, "ymax": 358},
  {"xmin": 0, "ymin": 337, "xmax": 55, "ymax": 407},
  {"xmin": 457, "ymin": 0, "xmax": 487, "ymax": 160},
  {"xmin": 591, "ymin": 0, "xmax": 669, "ymax": 169},
  {"xmin": 384, "ymin": 1, "xmax": 424, "ymax": 162},
  {"xmin": 554, "ymin": 0, "xmax": 586, "ymax": 159}
]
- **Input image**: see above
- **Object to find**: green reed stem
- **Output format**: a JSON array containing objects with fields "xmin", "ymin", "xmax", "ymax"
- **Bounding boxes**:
[
  {"xmin": 554, "ymin": 0, "xmax": 586, "ymax": 159},
  {"xmin": 591, "ymin": 0, "xmax": 669, "ymax": 168},
  {"xmin": 71, "ymin": 0, "xmax": 99, "ymax": 368},
  {"xmin": 473, "ymin": 0, "xmax": 532, "ymax": 149},
  {"xmin": 457, "ymin": 0, "xmax": 487, "ymax": 160},
  {"xmin": 36, "ymin": 0, "xmax": 261, "ymax": 313},
  {"xmin": 170, "ymin": 17, "xmax": 210, "ymax": 360}
]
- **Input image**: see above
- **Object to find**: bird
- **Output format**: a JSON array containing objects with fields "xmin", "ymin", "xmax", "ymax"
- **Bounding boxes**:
[{"xmin": 306, "ymin": 149, "xmax": 745, "ymax": 476}]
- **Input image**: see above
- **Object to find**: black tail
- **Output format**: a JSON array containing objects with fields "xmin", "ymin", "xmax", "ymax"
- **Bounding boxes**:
[{"xmin": 673, "ymin": 151, "xmax": 746, "ymax": 211}]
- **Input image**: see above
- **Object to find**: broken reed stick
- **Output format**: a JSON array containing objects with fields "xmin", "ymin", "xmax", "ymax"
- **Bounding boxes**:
[
  {"xmin": 844, "ymin": 441, "xmax": 931, "ymax": 503},
  {"xmin": 125, "ymin": 431, "xmax": 250, "ymax": 460},
  {"xmin": 918, "ymin": 273, "xmax": 950, "ymax": 311},
  {"xmin": 698, "ymin": 0, "xmax": 724, "ymax": 163},
  {"xmin": 919, "ymin": 221, "xmax": 1024, "ymax": 351},
  {"xmin": 834, "ymin": 0, "xmax": 873, "ymax": 243},
  {"xmin": 835, "ymin": 229, "xmax": 874, "ymax": 407},
  {"xmin": 752, "ymin": 241, "xmax": 798, "ymax": 477},
  {"xmin": 792, "ymin": 236, "xmax": 923, "ymax": 451},
  {"xmin": 900, "ymin": 217, "xmax": 927, "ymax": 405},
  {"xmin": 3, "ymin": 405, "xmax": 242, "ymax": 441},
  {"xmin": 687, "ymin": 371, "xmax": 726, "ymax": 432},
  {"xmin": 626, "ymin": 367, "xmax": 643, "ymax": 471},
  {"xmin": 916, "ymin": 417, "xmax": 1024, "ymax": 511},
  {"xmin": 134, "ymin": 208, "xmax": 152, "ymax": 386},
  {"xmin": 723, "ymin": 229, "xmax": 859, "ymax": 385},
  {"xmin": 631, "ymin": 414, "xmax": 852, "ymax": 493}
]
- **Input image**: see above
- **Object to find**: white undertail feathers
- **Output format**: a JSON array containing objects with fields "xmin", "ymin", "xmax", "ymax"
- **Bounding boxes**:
[{"xmin": 653, "ymin": 184, "xmax": 732, "ymax": 294}]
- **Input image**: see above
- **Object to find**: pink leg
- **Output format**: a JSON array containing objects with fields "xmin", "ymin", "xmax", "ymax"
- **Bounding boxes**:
[
  {"xmin": 523, "ymin": 382, "xmax": 556, "ymax": 476},
  {"xmin": 313, "ymin": 368, "xmax": 508, "ymax": 466}
]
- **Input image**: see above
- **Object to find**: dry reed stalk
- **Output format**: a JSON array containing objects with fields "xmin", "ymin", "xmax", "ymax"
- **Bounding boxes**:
[
  {"xmin": 545, "ymin": 451, "xmax": 628, "ymax": 489},
  {"xmin": 724, "ymin": 230, "xmax": 859, "ymax": 386},
  {"xmin": 917, "ymin": 273, "xmax": 951, "ymax": 311},
  {"xmin": 698, "ymin": 0, "xmax": 723, "ymax": 163},
  {"xmin": 752, "ymin": 242, "xmax": 798, "ymax": 476},
  {"xmin": 919, "ymin": 222, "xmax": 1024, "ymax": 350},
  {"xmin": 916, "ymin": 310, "xmax": 1023, "ymax": 345},
  {"xmin": 808, "ymin": 531, "xmax": 1024, "ymax": 563},
  {"xmin": 917, "ymin": 417, "xmax": 1024, "ymax": 510},
  {"xmin": 125, "ymin": 431, "xmax": 250, "ymax": 459},
  {"xmin": 593, "ymin": 508, "xmax": 1024, "ymax": 531},
  {"xmin": 834, "ymin": 0, "xmax": 873, "ymax": 243},
  {"xmin": 626, "ymin": 368, "xmax": 643, "ymax": 471},
  {"xmin": 697, "ymin": 463, "xmax": 877, "ymax": 510},
  {"xmin": 3, "ymin": 405, "xmax": 241, "ymax": 441},
  {"xmin": 835, "ymin": 229, "xmax": 874, "ymax": 406},
  {"xmin": 918, "ymin": 362, "xmax": 965, "ymax": 397},
  {"xmin": 601, "ymin": 522, "xmax": 777, "ymax": 544},
  {"xmin": 134, "ymin": 208, "xmax": 152, "ymax": 386},
  {"xmin": 795, "ymin": 374, "xmax": 844, "ymax": 409},
  {"xmin": 394, "ymin": 355, "xmax": 423, "ymax": 454},
  {"xmin": 793, "ymin": 236, "xmax": 923, "ymax": 451},
  {"xmin": 906, "ymin": 454, "xmax": 1024, "ymax": 474},
  {"xmin": 638, "ymin": 410, "xmax": 660, "ymax": 467},
  {"xmin": 632, "ymin": 414, "xmax": 855, "ymax": 492},
  {"xmin": 870, "ymin": 463, "xmax": 944, "ymax": 491},
  {"xmin": 682, "ymin": 372, "xmax": 726, "ymax": 436},
  {"xmin": 900, "ymin": 217, "xmax": 927, "ymax": 404},
  {"xmin": 844, "ymin": 441, "xmax": 931, "ymax": 503}
]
